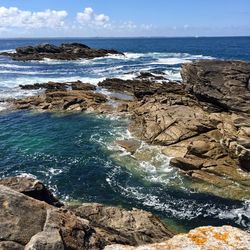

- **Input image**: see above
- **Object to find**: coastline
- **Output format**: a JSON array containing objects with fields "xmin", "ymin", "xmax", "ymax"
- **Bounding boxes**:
[{"xmin": 0, "ymin": 41, "xmax": 250, "ymax": 249}]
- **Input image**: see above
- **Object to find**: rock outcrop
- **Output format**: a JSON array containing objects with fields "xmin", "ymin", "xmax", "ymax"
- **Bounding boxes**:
[
  {"xmin": 126, "ymin": 61, "xmax": 250, "ymax": 200},
  {"xmin": 0, "ymin": 43, "xmax": 123, "ymax": 61},
  {"xmin": 105, "ymin": 226, "xmax": 250, "ymax": 250},
  {"xmin": 182, "ymin": 60, "xmax": 250, "ymax": 114},
  {"xmin": 98, "ymin": 78, "xmax": 183, "ymax": 99},
  {"xmin": 12, "ymin": 81, "xmax": 110, "ymax": 113},
  {"xmin": 0, "ymin": 176, "xmax": 174, "ymax": 249}
]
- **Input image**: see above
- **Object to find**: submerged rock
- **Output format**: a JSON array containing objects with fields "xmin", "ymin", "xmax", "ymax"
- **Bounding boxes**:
[
  {"xmin": 0, "ymin": 43, "xmax": 123, "ymax": 61},
  {"xmin": 116, "ymin": 139, "xmax": 141, "ymax": 154},
  {"xmin": 105, "ymin": 226, "xmax": 250, "ymax": 250}
]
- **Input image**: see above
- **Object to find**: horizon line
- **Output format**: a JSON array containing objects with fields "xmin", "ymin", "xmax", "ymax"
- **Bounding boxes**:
[{"xmin": 0, "ymin": 35, "xmax": 250, "ymax": 40}]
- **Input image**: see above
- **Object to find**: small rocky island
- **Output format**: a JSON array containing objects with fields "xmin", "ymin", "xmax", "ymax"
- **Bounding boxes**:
[{"xmin": 0, "ymin": 43, "xmax": 123, "ymax": 61}]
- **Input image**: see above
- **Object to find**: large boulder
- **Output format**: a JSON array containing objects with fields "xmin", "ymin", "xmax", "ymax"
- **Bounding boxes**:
[{"xmin": 182, "ymin": 60, "xmax": 250, "ymax": 113}]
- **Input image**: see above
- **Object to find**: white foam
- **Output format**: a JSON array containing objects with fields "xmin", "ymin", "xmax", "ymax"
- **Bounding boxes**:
[
  {"xmin": 153, "ymin": 58, "xmax": 192, "ymax": 65},
  {"xmin": 0, "ymin": 64, "xmax": 32, "ymax": 69},
  {"xmin": 0, "ymin": 49, "xmax": 15, "ymax": 53}
]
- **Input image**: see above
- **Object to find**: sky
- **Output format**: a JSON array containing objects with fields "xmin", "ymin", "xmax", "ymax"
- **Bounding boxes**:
[{"xmin": 0, "ymin": 0, "xmax": 249, "ymax": 37}]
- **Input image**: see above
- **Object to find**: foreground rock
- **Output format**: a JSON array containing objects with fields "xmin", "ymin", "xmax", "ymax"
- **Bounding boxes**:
[
  {"xmin": 69, "ymin": 203, "xmax": 173, "ymax": 246},
  {"xmin": 0, "ymin": 176, "xmax": 174, "ymax": 249},
  {"xmin": 105, "ymin": 226, "xmax": 250, "ymax": 250},
  {"xmin": 0, "ymin": 43, "xmax": 123, "ymax": 61}
]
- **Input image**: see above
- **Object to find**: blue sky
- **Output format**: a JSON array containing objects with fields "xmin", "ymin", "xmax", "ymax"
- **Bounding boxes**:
[{"xmin": 0, "ymin": 0, "xmax": 249, "ymax": 37}]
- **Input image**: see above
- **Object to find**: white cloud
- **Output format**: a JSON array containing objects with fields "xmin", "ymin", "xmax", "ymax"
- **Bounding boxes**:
[
  {"xmin": 0, "ymin": 6, "xmax": 68, "ymax": 29},
  {"xmin": 77, "ymin": 7, "xmax": 109, "ymax": 27}
]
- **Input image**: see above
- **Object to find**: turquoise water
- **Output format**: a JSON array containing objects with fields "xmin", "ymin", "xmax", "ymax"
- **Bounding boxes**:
[{"xmin": 0, "ymin": 38, "xmax": 250, "ymax": 232}]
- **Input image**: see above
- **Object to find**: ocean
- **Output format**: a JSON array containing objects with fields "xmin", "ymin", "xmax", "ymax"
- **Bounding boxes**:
[{"xmin": 0, "ymin": 37, "xmax": 250, "ymax": 233}]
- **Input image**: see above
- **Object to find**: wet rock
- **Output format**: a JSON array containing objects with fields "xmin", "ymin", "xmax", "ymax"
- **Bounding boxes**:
[
  {"xmin": 0, "ymin": 176, "xmax": 63, "ymax": 207},
  {"xmin": 1, "ymin": 43, "xmax": 123, "ymax": 61},
  {"xmin": 70, "ymin": 203, "xmax": 174, "ymax": 246},
  {"xmin": 116, "ymin": 139, "xmax": 141, "ymax": 154},
  {"xmin": 136, "ymin": 71, "xmax": 166, "ymax": 81},
  {"xmin": 105, "ymin": 226, "xmax": 250, "ymax": 250}
]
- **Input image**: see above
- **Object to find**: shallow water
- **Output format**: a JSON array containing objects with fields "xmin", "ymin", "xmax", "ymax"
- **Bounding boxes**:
[{"xmin": 0, "ymin": 37, "xmax": 250, "ymax": 233}]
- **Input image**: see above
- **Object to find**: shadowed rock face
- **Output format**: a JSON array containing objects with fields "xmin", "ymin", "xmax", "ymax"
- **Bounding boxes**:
[
  {"xmin": 0, "ymin": 176, "xmax": 174, "ymax": 250},
  {"xmin": 182, "ymin": 60, "xmax": 250, "ymax": 113},
  {"xmin": 0, "ymin": 176, "xmax": 63, "ymax": 207},
  {"xmin": 0, "ymin": 43, "xmax": 123, "ymax": 61}
]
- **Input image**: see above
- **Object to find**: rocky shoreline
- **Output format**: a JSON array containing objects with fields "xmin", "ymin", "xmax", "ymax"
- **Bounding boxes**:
[
  {"xmin": 1, "ymin": 176, "xmax": 249, "ymax": 249},
  {"xmin": 6, "ymin": 59, "xmax": 250, "ymax": 201},
  {"xmin": 1, "ymin": 43, "xmax": 250, "ymax": 249}
]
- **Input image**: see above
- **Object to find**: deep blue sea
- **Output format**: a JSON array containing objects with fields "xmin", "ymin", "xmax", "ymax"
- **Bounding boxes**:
[{"xmin": 0, "ymin": 37, "xmax": 250, "ymax": 233}]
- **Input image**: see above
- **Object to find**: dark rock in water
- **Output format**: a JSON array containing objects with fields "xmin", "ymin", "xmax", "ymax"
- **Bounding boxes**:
[
  {"xmin": 136, "ymin": 72, "xmax": 166, "ymax": 81},
  {"xmin": 71, "ymin": 81, "xmax": 96, "ymax": 91},
  {"xmin": 182, "ymin": 60, "xmax": 250, "ymax": 113},
  {"xmin": 0, "ymin": 176, "xmax": 63, "ymax": 207},
  {"xmin": 19, "ymin": 80, "xmax": 96, "ymax": 92},
  {"xmin": 98, "ymin": 78, "xmax": 183, "ymax": 99},
  {"xmin": 20, "ymin": 81, "xmax": 68, "ymax": 91},
  {"xmin": 0, "ymin": 43, "xmax": 123, "ymax": 61},
  {"xmin": 69, "ymin": 203, "xmax": 174, "ymax": 246}
]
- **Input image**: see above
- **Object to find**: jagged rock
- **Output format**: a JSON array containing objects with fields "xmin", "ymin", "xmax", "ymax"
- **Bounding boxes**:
[
  {"xmin": 105, "ymin": 226, "xmax": 250, "ymax": 250},
  {"xmin": 136, "ymin": 72, "xmax": 166, "ymax": 81},
  {"xmin": 1, "ymin": 43, "xmax": 123, "ymax": 61},
  {"xmin": 0, "ymin": 176, "xmax": 63, "ymax": 207},
  {"xmin": 12, "ymin": 88, "xmax": 108, "ymax": 112},
  {"xmin": 70, "ymin": 203, "xmax": 174, "ymax": 246},
  {"xmin": 182, "ymin": 60, "xmax": 250, "ymax": 113},
  {"xmin": 98, "ymin": 78, "xmax": 183, "ymax": 99}
]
